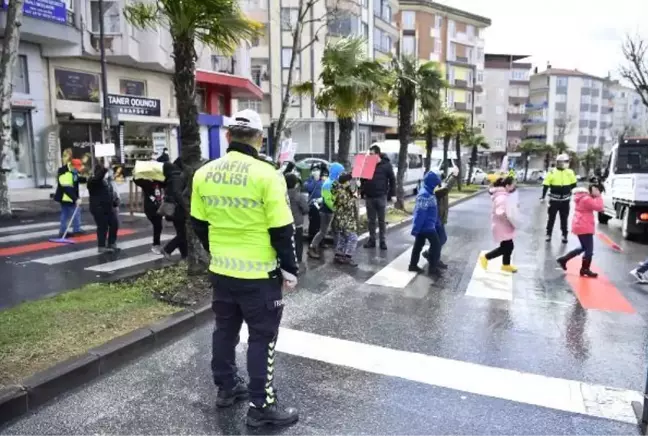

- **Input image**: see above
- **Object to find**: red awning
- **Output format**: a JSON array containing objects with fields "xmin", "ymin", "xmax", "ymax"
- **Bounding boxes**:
[{"xmin": 196, "ymin": 69, "xmax": 263, "ymax": 100}]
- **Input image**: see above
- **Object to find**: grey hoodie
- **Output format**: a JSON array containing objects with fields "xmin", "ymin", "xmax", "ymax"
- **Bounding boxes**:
[{"xmin": 288, "ymin": 188, "xmax": 309, "ymax": 228}]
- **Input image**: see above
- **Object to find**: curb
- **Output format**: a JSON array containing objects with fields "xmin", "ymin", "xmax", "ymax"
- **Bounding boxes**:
[{"xmin": 0, "ymin": 189, "xmax": 486, "ymax": 427}]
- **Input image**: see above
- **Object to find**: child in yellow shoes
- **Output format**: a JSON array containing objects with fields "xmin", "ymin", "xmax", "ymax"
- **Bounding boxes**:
[{"xmin": 480, "ymin": 176, "xmax": 519, "ymax": 273}]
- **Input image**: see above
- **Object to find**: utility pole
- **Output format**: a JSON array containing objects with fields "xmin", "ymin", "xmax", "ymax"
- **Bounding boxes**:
[
  {"xmin": 98, "ymin": 0, "xmax": 111, "ymax": 146},
  {"xmin": 470, "ymin": 65, "xmax": 476, "ymax": 129}
]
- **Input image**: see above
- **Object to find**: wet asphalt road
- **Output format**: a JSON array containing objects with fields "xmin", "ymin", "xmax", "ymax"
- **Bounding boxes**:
[{"xmin": 3, "ymin": 188, "xmax": 648, "ymax": 434}]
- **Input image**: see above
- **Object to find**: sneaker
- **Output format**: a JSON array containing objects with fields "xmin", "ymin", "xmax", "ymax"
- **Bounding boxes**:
[
  {"xmin": 98, "ymin": 247, "xmax": 108, "ymax": 253},
  {"xmin": 246, "ymin": 403, "xmax": 299, "ymax": 428},
  {"xmin": 421, "ymin": 250, "xmax": 429, "ymax": 260},
  {"xmin": 408, "ymin": 265, "xmax": 424, "ymax": 273},
  {"xmin": 106, "ymin": 245, "xmax": 121, "ymax": 253},
  {"xmin": 379, "ymin": 241, "xmax": 388, "ymax": 250},
  {"xmin": 363, "ymin": 240, "xmax": 376, "ymax": 249},
  {"xmin": 561, "ymin": 235, "xmax": 568, "ymax": 244},
  {"xmin": 545, "ymin": 234, "xmax": 551, "ymax": 242},
  {"xmin": 216, "ymin": 377, "xmax": 248, "ymax": 408},
  {"xmin": 307, "ymin": 246, "xmax": 320, "ymax": 259},
  {"xmin": 151, "ymin": 245, "xmax": 163, "ymax": 255},
  {"xmin": 479, "ymin": 255, "xmax": 488, "ymax": 270},
  {"xmin": 437, "ymin": 260, "xmax": 449, "ymax": 270},
  {"xmin": 501, "ymin": 264, "xmax": 518, "ymax": 273},
  {"xmin": 333, "ymin": 253, "xmax": 345, "ymax": 264},
  {"xmin": 556, "ymin": 258, "xmax": 568, "ymax": 271},
  {"xmin": 630, "ymin": 269, "xmax": 648, "ymax": 283}
]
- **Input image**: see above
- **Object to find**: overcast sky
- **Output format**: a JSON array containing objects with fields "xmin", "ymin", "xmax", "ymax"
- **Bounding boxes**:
[{"xmin": 437, "ymin": 0, "xmax": 647, "ymax": 81}]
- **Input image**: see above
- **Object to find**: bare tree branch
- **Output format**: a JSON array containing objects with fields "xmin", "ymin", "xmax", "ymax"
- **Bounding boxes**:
[{"xmin": 620, "ymin": 34, "xmax": 648, "ymax": 109}]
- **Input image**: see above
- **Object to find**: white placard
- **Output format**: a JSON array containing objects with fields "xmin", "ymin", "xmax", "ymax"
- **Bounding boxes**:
[{"xmin": 94, "ymin": 142, "xmax": 116, "ymax": 157}]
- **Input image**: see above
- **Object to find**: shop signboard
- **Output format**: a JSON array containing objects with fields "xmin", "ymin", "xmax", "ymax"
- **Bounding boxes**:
[
  {"xmin": 54, "ymin": 69, "xmax": 100, "ymax": 102},
  {"xmin": 107, "ymin": 93, "xmax": 161, "ymax": 117},
  {"xmin": 119, "ymin": 79, "xmax": 146, "ymax": 97},
  {"xmin": 1, "ymin": 0, "xmax": 67, "ymax": 24}
]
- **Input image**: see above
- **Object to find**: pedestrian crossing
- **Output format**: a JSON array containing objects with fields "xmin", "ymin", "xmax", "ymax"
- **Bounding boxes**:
[{"xmin": 0, "ymin": 219, "xmax": 179, "ymax": 277}]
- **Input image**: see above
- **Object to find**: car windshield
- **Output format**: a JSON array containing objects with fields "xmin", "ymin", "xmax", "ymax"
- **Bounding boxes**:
[{"xmin": 615, "ymin": 146, "xmax": 648, "ymax": 174}]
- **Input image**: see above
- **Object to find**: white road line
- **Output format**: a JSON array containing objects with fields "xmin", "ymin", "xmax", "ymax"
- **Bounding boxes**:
[
  {"xmin": 32, "ymin": 235, "xmax": 173, "ymax": 265},
  {"xmin": 239, "ymin": 325, "xmax": 641, "ymax": 424},
  {"xmin": 119, "ymin": 212, "xmax": 147, "ymax": 218},
  {"xmin": 85, "ymin": 251, "xmax": 168, "ymax": 273},
  {"xmin": 365, "ymin": 247, "xmax": 426, "ymax": 288},
  {"xmin": 0, "ymin": 221, "xmax": 59, "ymax": 234},
  {"xmin": 464, "ymin": 251, "xmax": 514, "ymax": 300},
  {"xmin": 0, "ymin": 225, "xmax": 95, "ymax": 244}
]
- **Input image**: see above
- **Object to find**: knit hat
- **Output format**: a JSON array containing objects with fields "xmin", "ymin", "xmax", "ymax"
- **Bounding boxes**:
[{"xmin": 285, "ymin": 173, "xmax": 299, "ymax": 189}]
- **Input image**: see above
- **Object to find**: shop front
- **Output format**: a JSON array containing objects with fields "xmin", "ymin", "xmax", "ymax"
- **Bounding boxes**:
[
  {"xmin": 51, "ymin": 62, "xmax": 178, "ymax": 181},
  {"xmin": 194, "ymin": 69, "xmax": 263, "ymax": 160}
]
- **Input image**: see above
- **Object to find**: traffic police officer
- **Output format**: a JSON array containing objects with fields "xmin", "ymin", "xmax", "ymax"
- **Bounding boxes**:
[
  {"xmin": 540, "ymin": 153, "xmax": 577, "ymax": 243},
  {"xmin": 190, "ymin": 109, "xmax": 299, "ymax": 428}
]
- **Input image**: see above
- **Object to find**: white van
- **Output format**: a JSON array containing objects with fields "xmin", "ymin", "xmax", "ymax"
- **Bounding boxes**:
[
  {"xmin": 369, "ymin": 140, "xmax": 425, "ymax": 195},
  {"xmin": 429, "ymin": 150, "xmax": 459, "ymax": 176}
]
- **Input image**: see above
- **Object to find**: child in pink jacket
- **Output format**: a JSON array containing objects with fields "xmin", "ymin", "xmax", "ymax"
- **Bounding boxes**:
[
  {"xmin": 556, "ymin": 184, "xmax": 603, "ymax": 278},
  {"xmin": 480, "ymin": 176, "xmax": 519, "ymax": 273}
]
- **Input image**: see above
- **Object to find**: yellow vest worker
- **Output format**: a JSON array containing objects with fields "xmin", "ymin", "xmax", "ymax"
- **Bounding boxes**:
[
  {"xmin": 540, "ymin": 153, "xmax": 577, "ymax": 242},
  {"xmin": 190, "ymin": 109, "xmax": 299, "ymax": 427}
]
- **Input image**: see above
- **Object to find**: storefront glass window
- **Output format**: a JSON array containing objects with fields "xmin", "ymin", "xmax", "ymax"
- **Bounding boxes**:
[
  {"xmin": 6, "ymin": 111, "xmax": 33, "ymax": 180},
  {"xmin": 123, "ymin": 124, "xmax": 168, "ymax": 175}
]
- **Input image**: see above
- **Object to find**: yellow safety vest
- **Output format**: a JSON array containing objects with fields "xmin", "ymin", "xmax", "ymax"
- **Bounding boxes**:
[
  {"xmin": 543, "ymin": 168, "xmax": 577, "ymax": 200},
  {"xmin": 58, "ymin": 170, "xmax": 74, "ymax": 203},
  {"xmin": 191, "ymin": 150, "xmax": 294, "ymax": 279}
]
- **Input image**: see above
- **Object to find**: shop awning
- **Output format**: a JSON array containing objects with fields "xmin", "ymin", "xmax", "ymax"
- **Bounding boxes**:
[
  {"xmin": 196, "ymin": 69, "xmax": 263, "ymax": 100},
  {"xmin": 60, "ymin": 112, "xmax": 179, "ymax": 125}
]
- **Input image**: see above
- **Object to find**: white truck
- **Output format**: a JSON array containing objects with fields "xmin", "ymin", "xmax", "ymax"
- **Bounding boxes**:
[{"xmin": 598, "ymin": 137, "xmax": 648, "ymax": 240}]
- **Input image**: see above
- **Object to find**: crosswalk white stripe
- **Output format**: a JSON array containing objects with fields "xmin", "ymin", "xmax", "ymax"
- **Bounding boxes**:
[
  {"xmin": 32, "ymin": 235, "xmax": 173, "ymax": 265},
  {"xmin": 464, "ymin": 251, "xmax": 514, "ymax": 300},
  {"xmin": 239, "ymin": 325, "xmax": 642, "ymax": 424},
  {"xmin": 119, "ymin": 212, "xmax": 147, "ymax": 218},
  {"xmin": 85, "ymin": 251, "xmax": 169, "ymax": 273},
  {"xmin": 0, "ymin": 225, "xmax": 95, "ymax": 244},
  {"xmin": 0, "ymin": 221, "xmax": 59, "ymax": 234},
  {"xmin": 365, "ymin": 247, "xmax": 426, "ymax": 288}
]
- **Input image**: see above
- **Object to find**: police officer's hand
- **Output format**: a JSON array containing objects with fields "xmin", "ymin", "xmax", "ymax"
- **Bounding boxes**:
[{"xmin": 281, "ymin": 269, "xmax": 298, "ymax": 290}]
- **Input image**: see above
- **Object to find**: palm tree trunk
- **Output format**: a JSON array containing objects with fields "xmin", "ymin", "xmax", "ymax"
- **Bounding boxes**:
[
  {"xmin": 468, "ymin": 145, "xmax": 477, "ymax": 184},
  {"xmin": 0, "ymin": 0, "xmax": 25, "ymax": 218},
  {"xmin": 337, "ymin": 117, "xmax": 353, "ymax": 168},
  {"xmin": 423, "ymin": 127, "xmax": 434, "ymax": 173},
  {"xmin": 442, "ymin": 135, "xmax": 450, "ymax": 177},
  {"xmin": 454, "ymin": 133, "xmax": 462, "ymax": 191},
  {"xmin": 396, "ymin": 96, "xmax": 414, "ymax": 210},
  {"xmin": 172, "ymin": 34, "xmax": 207, "ymax": 275},
  {"xmin": 524, "ymin": 153, "xmax": 529, "ymax": 182}
]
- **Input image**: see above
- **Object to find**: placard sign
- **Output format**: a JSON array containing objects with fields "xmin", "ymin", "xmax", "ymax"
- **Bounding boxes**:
[
  {"xmin": 107, "ymin": 93, "xmax": 161, "ymax": 117},
  {"xmin": 352, "ymin": 154, "xmax": 379, "ymax": 179},
  {"xmin": 94, "ymin": 142, "xmax": 116, "ymax": 158},
  {"xmin": 1, "ymin": 0, "xmax": 67, "ymax": 24}
]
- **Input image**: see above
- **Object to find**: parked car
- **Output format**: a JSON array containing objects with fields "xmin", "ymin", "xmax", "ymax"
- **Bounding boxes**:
[
  {"xmin": 467, "ymin": 167, "xmax": 487, "ymax": 184},
  {"xmin": 517, "ymin": 168, "xmax": 545, "ymax": 183}
]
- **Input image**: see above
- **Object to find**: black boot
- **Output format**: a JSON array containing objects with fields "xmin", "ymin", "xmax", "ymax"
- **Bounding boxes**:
[
  {"xmin": 408, "ymin": 265, "xmax": 424, "ymax": 273},
  {"xmin": 216, "ymin": 377, "xmax": 248, "ymax": 408},
  {"xmin": 437, "ymin": 260, "xmax": 449, "ymax": 270},
  {"xmin": 246, "ymin": 403, "xmax": 299, "ymax": 427},
  {"xmin": 363, "ymin": 239, "xmax": 376, "ymax": 248},
  {"xmin": 580, "ymin": 258, "xmax": 598, "ymax": 278},
  {"xmin": 379, "ymin": 241, "xmax": 388, "ymax": 250},
  {"xmin": 556, "ymin": 257, "xmax": 568, "ymax": 271},
  {"xmin": 561, "ymin": 234, "xmax": 568, "ymax": 244}
]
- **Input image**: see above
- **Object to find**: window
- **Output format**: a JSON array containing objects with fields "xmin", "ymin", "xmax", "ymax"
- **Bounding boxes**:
[
  {"xmin": 435, "ymin": 15, "xmax": 442, "ymax": 28},
  {"xmin": 466, "ymin": 47, "xmax": 473, "ymax": 62},
  {"xmin": 446, "ymin": 91, "xmax": 454, "ymax": 107},
  {"xmin": 382, "ymin": 3, "xmax": 391, "ymax": 22},
  {"xmin": 477, "ymin": 71, "xmax": 483, "ymax": 83},
  {"xmin": 281, "ymin": 48, "xmax": 299, "ymax": 69},
  {"xmin": 496, "ymin": 121, "xmax": 505, "ymax": 129},
  {"xmin": 90, "ymin": 0, "xmax": 120, "ymax": 33},
  {"xmin": 408, "ymin": 154, "xmax": 423, "ymax": 169},
  {"xmin": 447, "ymin": 66, "xmax": 454, "ymax": 83},
  {"xmin": 119, "ymin": 79, "xmax": 146, "ymax": 96},
  {"xmin": 362, "ymin": 22, "xmax": 369, "ymax": 39},
  {"xmin": 283, "ymin": 86, "xmax": 300, "ymax": 107},
  {"xmin": 433, "ymin": 39, "xmax": 442, "ymax": 53},
  {"xmin": 373, "ymin": 27, "xmax": 381, "ymax": 49},
  {"xmin": 195, "ymin": 88, "xmax": 206, "ymax": 112},
  {"xmin": 467, "ymin": 92, "xmax": 472, "ymax": 104},
  {"xmin": 238, "ymin": 99, "xmax": 262, "ymax": 112},
  {"xmin": 448, "ymin": 19, "xmax": 455, "ymax": 37},
  {"xmin": 280, "ymin": 8, "xmax": 298, "ymax": 30},
  {"xmin": 12, "ymin": 55, "xmax": 28, "ymax": 94},
  {"xmin": 449, "ymin": 43, "xmax": 456, "ymax": 59},
  {"xmin": 555, "ymin": 93, "xmax": 566, "ymax": 103},
  {"xmin": 382, "ymin": 34, "xmax": 392, "ymax": 53},
  {"xmin": 402, "ymin": 36, "xmax": 415, "ymax": 56},
  {"xmin": 496, "ymin": 105, "xmax": 504, "ymax": 115},
  {"xmin": 466, "ymin": 24, "xmax": 474, "ymax": 37},
  {"xmin": 494, "ymin": 138, "xmax": 503, "ymax": 148},
  {"xmin": 328, "ymin": 12, "xmax": 358, "ymax": 36},
  {"xmin": 498, "ymin": 88, "xmax": 505, "ymax": 98},
  {"xmin": 511, "ymin": 70, "xmax": 527, "ymax": 81},
  {"xmin": 402, "ymin": 11, "xmax": 415, "ymax": 30},
  {"xmin": 467, "ymin": 70, "xmax": 473, "ymax": 85},
  {"xmin": 556, "ymin": 76, "xmax": 568, "ymax": 87},
  {"xmin": 615, "ymin": 145, "xmax": 648, "ymax": 174},
  {"xmin": 478, "ymin": 122, "xmax": 486, "ymax": 129}
]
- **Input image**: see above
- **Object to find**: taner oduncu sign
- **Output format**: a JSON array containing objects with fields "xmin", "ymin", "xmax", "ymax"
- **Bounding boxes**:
[{"xmin": 107, "ymin": 93, "xmax": 161, "ymax": 117}]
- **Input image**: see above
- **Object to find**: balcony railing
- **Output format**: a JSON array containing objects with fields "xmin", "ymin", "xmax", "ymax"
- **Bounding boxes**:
[
  {"xmin": 522, "ymin": 117, "xmax": 547, "ymax": 125},
  {"xmin": 212, "ymin": 55, "xmax": 235, "ymax": 74}
]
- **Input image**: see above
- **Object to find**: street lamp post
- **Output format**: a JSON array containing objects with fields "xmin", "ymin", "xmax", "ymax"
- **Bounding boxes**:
[{"xmin": 97, "ymin": 0, "xmax": 111, "ymax": 146}]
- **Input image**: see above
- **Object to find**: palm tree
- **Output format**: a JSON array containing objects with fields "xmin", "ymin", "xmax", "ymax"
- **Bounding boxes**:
[
  {"xmin": 388, "ymin": 56, "xmax": 444, "ymax": 209},
  {"xmin": 582, "ymin": 147, "xmax": 604, "ymax": 176},
  {"xmin": 463, "ymin": 128, "xmax": 489, "ymax": 185},
  {"xmin": 293, "ymin": 37, "xmax": 390, "ymax": 168},
  {"xmin": 517, "ymin": 139, "xmax": 543, "ymax": 181},
  {"xmin": 435, "ymin": 110, "xmax": 464, "ymax": 177},
  {"xmin": 124, "ymin": 0, "xmax": 261, "ymax": 274}
]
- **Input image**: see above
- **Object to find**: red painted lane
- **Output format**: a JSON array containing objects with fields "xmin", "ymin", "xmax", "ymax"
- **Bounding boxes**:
[
  {"xmin": 596, "ymin": 231, "xmax": 623, "ymax": 252},
  {"xmin": 0, "ymin": 229, "xmax": 137, "ymax": 257},
  {"xmin": 565, "ymin": 259, "xmax": 635, "ymax": 314}
]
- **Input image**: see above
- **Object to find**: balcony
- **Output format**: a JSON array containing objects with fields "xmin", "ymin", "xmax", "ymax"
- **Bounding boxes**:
[
  {"xmin": 507, "ymin": 112, "xmax": 525, "ymax": 121},
  {"xmin": 450, "ymin": 31, "xmax": 477, "ymax": 46},
  {"xmin": 525, "ymin": 101, "xmax": 548, "ymax": 110},
  {"xmin": 212, "ymin": 55, "xmax": 235, "ymax": 74},
  {"xmin": 453, "ymin": 102, "xmax": 472, "ymax": 112},
  {"xmin": 509, "ymin": 96, "xmax": 527, "ymax": 105},
  {"xmin": 453, "ymin": 79, "xmax": 470, "ymax": 89},
  {"xmin": 522, "ymin": 117, "xmax": 547, "ymax": 125},
  {"xmin": 507, "ymin": 130, "xmax": 524, "ymax": 138}
]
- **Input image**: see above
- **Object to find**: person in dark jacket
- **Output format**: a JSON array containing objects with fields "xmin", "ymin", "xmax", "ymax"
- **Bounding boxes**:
[
  {"xmin": 361, "ymin": 145, "xmax": 396, "ymax": 250},
  {"xmin": 409, "ymin": 171, "xmax": 443, "ymax": 276},
  {"xmin": 87, "ymin": 163, "xmax": 120, "ymax": 252},
  {"xmin": 53, "ymin": 159, "xmax": 83, "ymax": 237},
  {"xmin": 133, "ymin": 177, "xmax": 165, "ymax": 254},
  {"xmin": 305, "ymin": 165, "xmax": 328, "ymax": 241},
  {"xmin": 157, "ymin": 148, "xmax": 170, "ymax": 163},
  {"xmin": 285, "ymin": 173, "xmax": 309, "ymax": 262},
  {"xmin": 162, "ymin": 158, "xmax": 188, "ymax": 259}
]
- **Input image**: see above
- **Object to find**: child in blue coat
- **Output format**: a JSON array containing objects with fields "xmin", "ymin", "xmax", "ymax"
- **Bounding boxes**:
[{"xmin": 408, "ymin": 171, "xmax": 443, "ymax": 275}]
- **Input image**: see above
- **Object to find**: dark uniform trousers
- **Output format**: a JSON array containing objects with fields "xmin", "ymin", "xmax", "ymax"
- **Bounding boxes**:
[
  {"xmin": 210, "ymin": 271, "xmax": 283, "ymax": 407},
  {"xmin": 547, "ymin": 200, "xmax": 570, "ymax": 236}
]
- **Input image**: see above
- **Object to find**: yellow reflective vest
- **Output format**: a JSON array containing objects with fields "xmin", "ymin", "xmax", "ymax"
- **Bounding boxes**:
[
  {"xmin": 543, "ymin": 168, "xmax": 577, "ymax": 201},
  {"xmin": 191, "ymin": 150, "xmax": 294, "ymax": 279}
]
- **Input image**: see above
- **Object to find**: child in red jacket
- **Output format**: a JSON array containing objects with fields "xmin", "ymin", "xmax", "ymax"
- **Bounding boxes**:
[{"xmin": 556, "ymin": 183, "xmax": 603, "ymax": 278}]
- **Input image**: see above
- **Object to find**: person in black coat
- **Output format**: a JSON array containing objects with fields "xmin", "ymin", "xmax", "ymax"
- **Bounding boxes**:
[
  {"xmin": 133, "ymin": 177, "xmax": 165, "ymax": 253},
  {"xmin": 87, "ymin": 163, "xmax": 120, "ymax": 252},
  {"xmin": 360, "ymin": 145, "xmax": 396, "ymax": 250},
  {"xmin": 161, "ymin": 158, "xmax": 188, "ymax": 258}
]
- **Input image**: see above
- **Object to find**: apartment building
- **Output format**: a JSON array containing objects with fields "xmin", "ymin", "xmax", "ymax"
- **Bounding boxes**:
[
  {"xmin": 481, "ymin": 54, "xmax": 531, "ymax": 160},
  {"xmin": 1, "ymin": 0, "xmax": 259, "ymax": 190},
  {"xmin": 525, "ymin": 68, "xmax": 614, "ymax": 153},
  {"xmin": 396, "ymin": 0, "xmax": 491, "ymax": 128},
  {"xmin": 608, "ymin": 80, "xmax": 648, "ymax": 144},
  {"xmin": 238, "ymin": 0, "xmax": 400, "ymax": 160}
]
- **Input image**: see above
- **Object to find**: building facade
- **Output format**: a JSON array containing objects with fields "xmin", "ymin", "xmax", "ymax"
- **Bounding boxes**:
[
  {"xmin": 608, "ymin": 80, "xmax": 648, "ymax": 146},
  {"xmin": 525, "ymin": 68, "xmax": 614, "ymax": 153},
  {"xmin": 481, "ymin": 54, "xmax": 531, "ymax": 163},
  {"xmin": 238, "ymin": 0, "xmax": 400, "ymax": 160},
  {"xmin": 396, "ymin": 0, "xmax": 491, "ymax": 129},
  {"xmin": 1, "ymin": 0, "xmax": 259, "ymax": 189}
]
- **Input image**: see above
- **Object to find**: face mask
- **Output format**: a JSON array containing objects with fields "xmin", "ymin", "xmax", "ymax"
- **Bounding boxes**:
[{"xmin": 312, "ymin": 170, "xmax": 320, "ymax": 180}]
